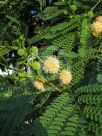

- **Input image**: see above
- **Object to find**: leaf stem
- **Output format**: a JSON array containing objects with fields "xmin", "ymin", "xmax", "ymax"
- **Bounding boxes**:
[
  {"xmin": 37, "ymin": 71, "xmax": 62, "ymax": 93},
  {"xmin": 91, "ymin": 0, "xmax": 100, "ymax": 11}
]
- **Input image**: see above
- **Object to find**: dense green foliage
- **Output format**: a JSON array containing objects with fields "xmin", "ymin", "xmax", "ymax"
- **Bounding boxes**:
[{"xmin": 0, "ymin": 0, "xmax": 102, "ymax": 136}]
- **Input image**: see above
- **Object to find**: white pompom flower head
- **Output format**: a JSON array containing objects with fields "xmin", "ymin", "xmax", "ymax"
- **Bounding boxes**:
[
  {"xmin": 43, "ymin": 56, "xmax": 60, "ymax": 74},
  {"xmin": 95, "ymin": 16, "xmax": 102, "ymax": 23},
  {"xmin": 33, "ymin": 79, "xmax": 45, "ymax": 92},
  {"xmin": 91, "ymin": 21, "xmax": 102, "ymax": 36},
  {"xmin": 91, "ymin": 16, "xmax": 102, "ymax": 36},
  {"xmin": 59, "ymin": 69, "xmax": 73, "ymax": 85}
]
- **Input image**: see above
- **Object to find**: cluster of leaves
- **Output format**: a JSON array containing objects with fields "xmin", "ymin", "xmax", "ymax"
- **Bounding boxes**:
[{"xmin": 0, "ymin": 0, "xmax": 102, "ymax": 136}]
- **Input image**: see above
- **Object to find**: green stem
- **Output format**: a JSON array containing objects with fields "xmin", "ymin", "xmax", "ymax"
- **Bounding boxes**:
[
  {"xmin": 37, "ymin": 71, "xmax": 62, "ymax": 93},
  {"xmin": 35, "ymin": 54, "xmax": 43, "ymax": 63},
  {"xmin": 91, "ymin": 0, "xmax": 100, "ymax": 11}
]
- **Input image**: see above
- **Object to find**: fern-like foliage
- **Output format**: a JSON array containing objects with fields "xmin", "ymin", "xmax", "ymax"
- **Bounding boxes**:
[
  {"xmin": 75, "ymin": 84, "xmax": 102, "ymax": 136},
  {"xmin": 39, "ymin": 93, "xmax": 81, "ymax": 136},
  {"xmin": 80, "ymin": 18, "xmax": 91, "ymax": 47},
  {"xmin": 35, "ymin": 84, "xmax": 102, "ymax": 136},
  {"xmin": 40, "ymin": 32, "xmax": 75, "ymax": 57},
  {"xmin": 0, "ymin": 90, "xmax": 51, "ymax": 136},
  {"xmin": 28, "ymin": 91, "xmax": 88, "ymax": 136},
  {"xmin": 0, "ymin": 0, "xmax": 102, "ymax": 136},
  {"xmin": 28, "ymin": 17, "xmax": 80, "ymax": 45}
]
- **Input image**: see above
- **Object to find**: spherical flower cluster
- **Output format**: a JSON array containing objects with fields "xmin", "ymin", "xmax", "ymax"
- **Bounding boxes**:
[
  {"xmin": 91, "ymin": 16, "xmax": 102, "ymax": 36},
  {"xmin": 95, "ymin": 16, "xmax": 102, "ymax": 23},
  {"xmin": 43, "ymin": 56, "xmax": 60, "ymax": 74},
  {"xmin": 33, "ymin": 79, "xmax": 45, "ymax": 91},
  {"xmin": 59, "ymin": 69, "xmax": 72, "ymax": 85}
]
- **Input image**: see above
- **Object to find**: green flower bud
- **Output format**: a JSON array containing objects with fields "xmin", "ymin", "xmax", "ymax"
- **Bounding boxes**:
[
  {"xmin": 87, "ymin": 11, "xmax": 94, "ymax": 18},
  {"xmin": 32, "ymin": 61, "xmax": 41, "ymax": 70},
  {"xmin": 18, "ymin": 72, "xmax": 27, "ymax": 77},
  {"xmin": 69, "ymin": 15, "xmax": 73, "ymax": 18},
  {"xmin": 17, "ymin": 49, "xmax": 25, "ymax": 56},
  {"xmin": 16, "ymin": 38, "xmax": 20, "ymax": 43},
  {"xmin": 32, "ymin": 46, "xmax": 38, "ymax": 53},
  {"xmin": 70, "ymin": 5, "xmax": 77, "ymax": 11},
  {"xmin": 63, "ymin": 10, "xmax": 68, "ymax": 15},
  {"xmin": 19, "ymin": 34, "xmax": 24, "ymax": 40}
]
